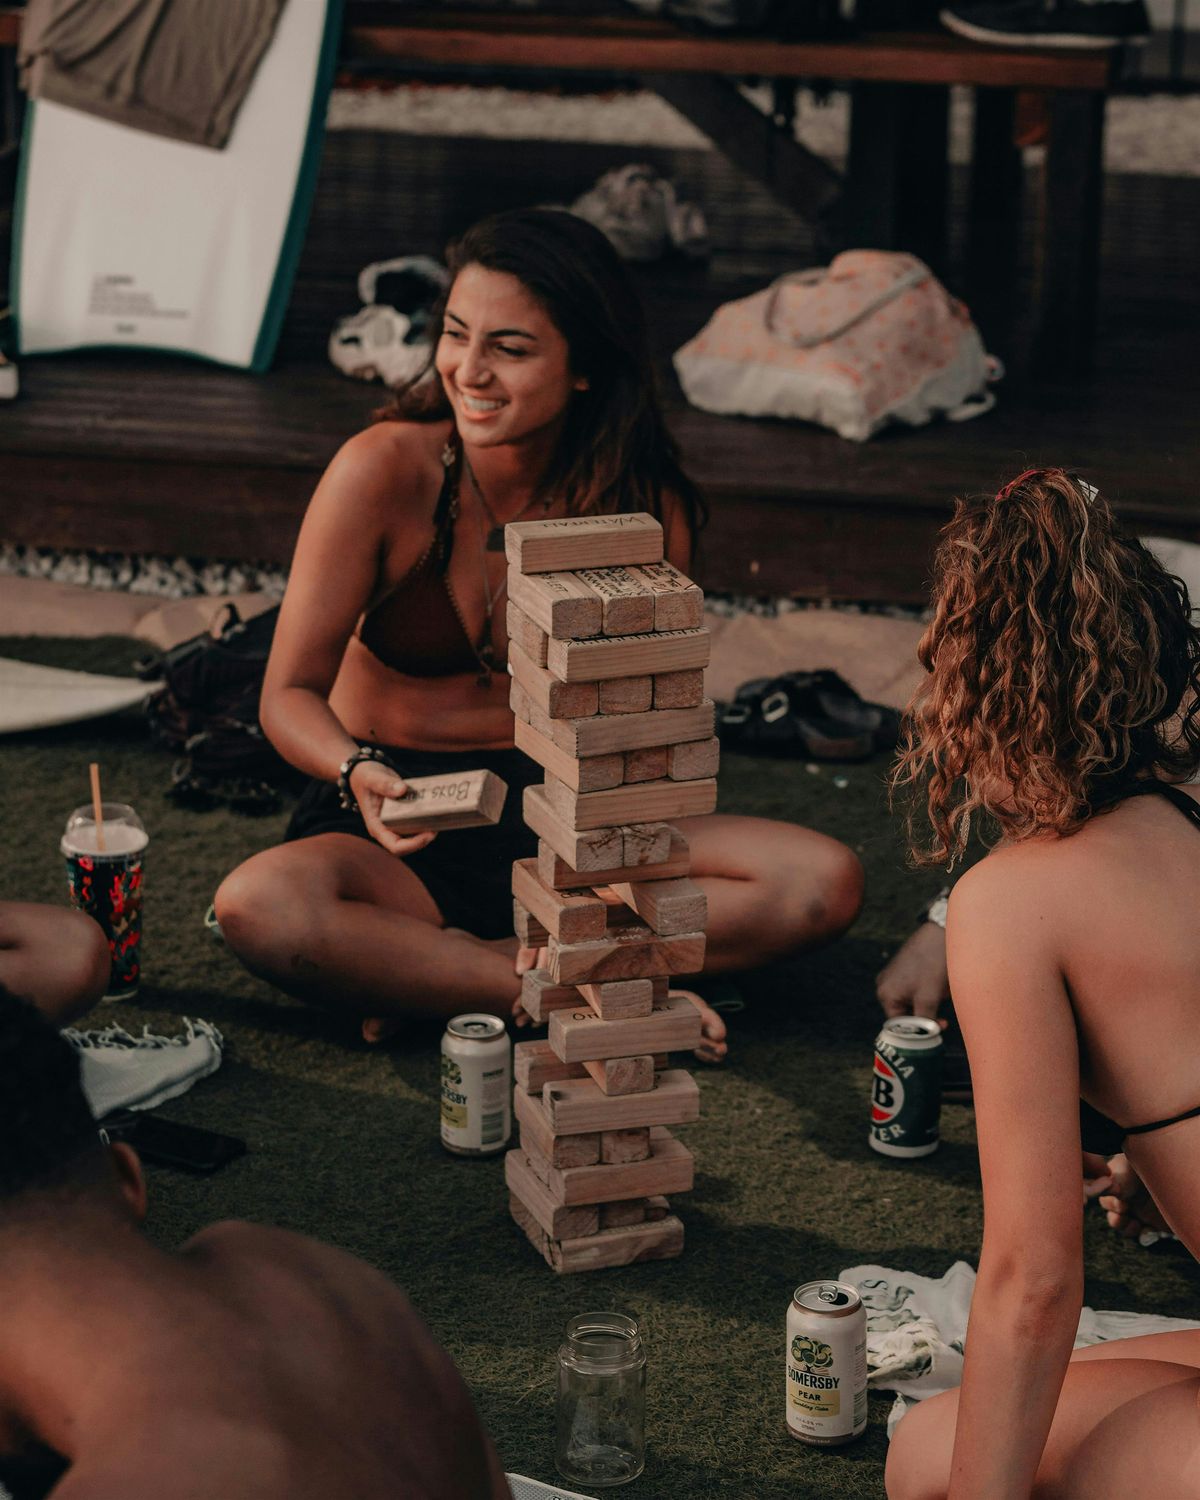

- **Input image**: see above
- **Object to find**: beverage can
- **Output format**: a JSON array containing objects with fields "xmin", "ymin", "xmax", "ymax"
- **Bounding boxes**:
[
  {"xmin": 786, "ymin": 1280, "xmax": 868, "ymax": 1445},
  {"xmin": 61, "ymin": 801, "xmax": 148, "ymax": 1000},
  {"xmin": 440, "ymin": 1013, "xmax": 512, "ymax": 1156},
  {"xmin": 869, "ymin": 1016, "xmax": 943, "ymax": 1158}
]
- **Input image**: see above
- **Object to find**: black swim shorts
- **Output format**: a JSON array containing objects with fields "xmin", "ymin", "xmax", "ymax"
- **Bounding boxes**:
[{"xmin": 283, "ymin": 746, "xmax": 540, "ymax": 941}]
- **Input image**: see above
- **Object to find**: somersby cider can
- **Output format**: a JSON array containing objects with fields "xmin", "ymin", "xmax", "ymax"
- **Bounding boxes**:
[
  {"xmin": 869, "ymin": 1015, "xmax": 943, "ymax": 1158},
  {"xmin": 785, "ymin": 1280, "xmax": 868, "ymax": 1446},
  {"xmin": 440, "ymin": 1013, "xmax": 512, "ymax": 1156}
]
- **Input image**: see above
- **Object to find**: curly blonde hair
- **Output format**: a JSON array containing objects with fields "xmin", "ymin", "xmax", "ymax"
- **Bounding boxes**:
[{"xmin": 893, "ymin": 468, "xmax": 1200, "ymax": 865}]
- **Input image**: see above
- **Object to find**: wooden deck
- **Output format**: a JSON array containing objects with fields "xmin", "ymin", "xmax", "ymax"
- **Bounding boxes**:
[{"xmin": 2, "ymin": 124, "xmax": 1198, "ymax": 602}]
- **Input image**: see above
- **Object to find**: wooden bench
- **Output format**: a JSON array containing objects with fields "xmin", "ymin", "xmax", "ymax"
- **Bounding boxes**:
[
  {"xmin": 337, "ymin": 5, "xmax": 1119, "ymax": 371},
  {"xmin": 1, "ymin": 3, "xmax": 1118, "ymax": 366}
]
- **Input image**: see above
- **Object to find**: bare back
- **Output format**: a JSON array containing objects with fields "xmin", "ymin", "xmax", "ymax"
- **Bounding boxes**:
[
  {"xmin": 950, "ymin": 784, "xmax": 1200, "ymax": 1255},
  {"xmin": 54, "ymin": 1222, "xmax": 508, "ymax": 1500}
]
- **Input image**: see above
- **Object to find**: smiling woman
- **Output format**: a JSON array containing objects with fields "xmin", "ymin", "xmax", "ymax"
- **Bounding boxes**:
[{"xmin": 212, "ymin": 208, "xmax": 864, "ymax": 1046}]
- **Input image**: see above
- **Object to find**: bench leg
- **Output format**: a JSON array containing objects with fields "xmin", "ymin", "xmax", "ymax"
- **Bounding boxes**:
[
  {"xmin": 840, "ymin": 82, "xmax": 949, "ymax": 276},
  {"xmin": 966, "ymin": 87, "xmax": 1022, "ymax": 361},
  {"xmin": 1033, "ymin": 88, "xmax": 1105, "ymax": 375},
  {"xmin": 645, "ymin": 73, "xmax": 842, "ymax": 239}
]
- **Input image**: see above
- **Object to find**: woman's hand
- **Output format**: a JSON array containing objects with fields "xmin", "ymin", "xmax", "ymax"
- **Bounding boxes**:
[
  {"xmin": 876, "ymin": 920, "xmax": 951, "ymax": 1021},
  {"xmin": 511, "ymin": 944, "xmax": 548, "ymax": 1027},
  {"xmin": 349, "ymin": 761, "xmax": 438, "ymax": 858}
]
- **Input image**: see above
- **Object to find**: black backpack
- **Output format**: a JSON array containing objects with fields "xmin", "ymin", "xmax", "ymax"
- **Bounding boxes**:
[{"xmin": 137, "ymin": 603, "xmax": 298, "ymax": 812}]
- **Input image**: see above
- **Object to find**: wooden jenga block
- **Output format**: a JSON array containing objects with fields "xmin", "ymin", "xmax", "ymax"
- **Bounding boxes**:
[
  {"xmin": 512, "ymin": 859, "xmax": 608, "ymax": 944},
  {"xmin": 654, "ymin": 669, "xmax": 706, "ymax": 710},
  {"xmin": 548, "ymin": 927, "xmax": 706, "ymax": 986},
  {"xmin": 505, "ymin": 1150, "xmax": 600, "ymax": 1239},
  {"xmin": 609, "ymin": 877, "xmax": 708, "ymax": 937},
  {"xmin": 505, "ymin": 513, "xmax": 663, "ymax": 574},
  {"xmin": 547, "ymin": 628, "xmax": 711, "ymax": 683},
  {"xmin": 538, "ymin": 830, "xmax": 690, "ymax": 891},
  {"xmin": 523, "ymin": 784, "xmax": 625, "ymax": 871},
  {"xmin": 511, "ymin": 1193, "xmax": 682, "ymax": 1274},
  {"xmin": 576, "ymin": 978, "xmax": 655, "ymax": 1021},
  {"xmin": 547, "ymin": 1127, "xmax": 693, "ymax": 1206},
  {"xmin": 513, "ymin": 1088, "xmax": 601, "ymax": 1168},
  {"xmin": 600, "ymin": 1199, "xmax": 647, "ymax": 1228},
  {"xmin": 549, "ymin": 994, "xmax": 703, "ymax": 1063},
  {"xmin": 507, "ymin": 569, "xmax": 602, "ymax": 639},
  {"xmin": 623, "ymin": 745, "xmax": 669, "ymax": 783},
  {"xmin": 379, "ymin": 769, "xmax": 507, "ymax": 832},
  {"xmin": 522, "ymin": 1139, "xmax": 552, "ymax": 1185},
  {"xmin": 514, "ymin": 1039, "xmax": 587, "ymax": 1093},
  {"xmin": 600, "ymin": 1129, "xmax": 652, "ymax": 1165},
  {"xmin": 505, "ymin": 601, "xmax": 548, "ymax": 667},
  {"xmin": 509, "ymin": 1192, "xmax": 554, "ymax": 1260},
  {"xmin": 583, "ymin": 1055, "xmax": 656, "ymax": 1095},
  {"xmin": 509, "ymin": 642, "xmax": 599, "ymax": 720},
  {"xmin": 598, "ymin": 676, "xmax": 653, "ymax": 714},
  {"xmin": 576, "ymin": 566, "xmax": 656, "ymax": 635},
  {"xmin": 520, "ymin": 969, "xmax": 583, "ymax": 1024},
  {"xmin": 644, "ymin": 1195, "xmax": 671, "ymax": 1221},
  {"xmin": 512, "ymin": 900, "xmax": 551, "ymax": 949},
  {"xmin": 513, "ymin": 719, "xmax": 624, "ymax": 793},
  {"xmin": 524, "ymin": 785, "xmax": 671, "ymax": 873},
  {"xmin": 668, "ymin": 737, "xmax": 721, "ymax": 782},
  {"xmin": 543, "ymin": 1069, "xmax": 700, "ymax": 1133},
  {"xmin": 544, "ymin": 1214, "xmax": 685, "ymax": 1273},
  {"xmin": 544, "ymin": 772, "xmax": 717, "ymax": 832},
  {"xmin": 625, "ymin": 561, "xmax": 704, "ymax": 631},
  {"xmin": 547, "ymin": 701, "xmax": 715, "ymax": 758}
]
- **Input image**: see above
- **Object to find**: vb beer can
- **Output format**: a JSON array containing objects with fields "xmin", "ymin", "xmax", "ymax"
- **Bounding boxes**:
[
  {"xmin": 440, "ymin": 1013, "xmax": 512, "ymax": 1156},
  {"xmin": 786, "ymin": 1280, "xmax": 868, "ymax": 1446},
  {"xmin": 870, "ymin": 1016, "xmax": 943, "ymax": 1158}
]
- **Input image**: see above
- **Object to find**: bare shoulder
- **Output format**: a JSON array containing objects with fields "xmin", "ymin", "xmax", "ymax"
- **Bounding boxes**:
[
  {"xmin": 183, "ymin": 1219, "xmax": 404, "ymax": 1301},
  {"xmin": 949, "ymin": 840, "xmax": 1067, "ymax": 935},
  {"xmin": 314, "ymin": 419, "xmax": 450, "ymax": 526}
]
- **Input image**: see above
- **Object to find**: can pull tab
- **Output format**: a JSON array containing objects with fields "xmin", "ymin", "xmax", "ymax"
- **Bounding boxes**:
[{"xmin": 818, "ymin": 1285, "xmax": 849, "ymax": 1306}]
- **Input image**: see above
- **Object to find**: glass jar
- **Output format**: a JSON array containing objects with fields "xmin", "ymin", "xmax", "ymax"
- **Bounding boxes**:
[{"xmin": 555, "ymin": 1312, "xmax": 647, "ymax": 1488}]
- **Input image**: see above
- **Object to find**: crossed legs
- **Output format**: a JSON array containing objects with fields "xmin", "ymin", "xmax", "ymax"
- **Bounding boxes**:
[{"xmin": 214, "ymin": 813, "xmax": 863, "ymax": 1027}]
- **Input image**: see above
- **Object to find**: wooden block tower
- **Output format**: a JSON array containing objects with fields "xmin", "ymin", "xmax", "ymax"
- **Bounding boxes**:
[{"xmin": 503, "ymin": 514, "xmax": 718, "ymax": 1273}]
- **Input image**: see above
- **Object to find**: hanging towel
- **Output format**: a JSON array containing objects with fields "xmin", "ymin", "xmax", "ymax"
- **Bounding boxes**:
[
  {"xmin": 66, "ymin": 1018, "xmax": 224, "ymax": 1118},
  {"xmin": 19, "ymin": 0, "xmax": 286, "ymax": 149},
  {"xmin": 839, "ymin": 1259, "xmax": 1200, "ymax": 1437}
]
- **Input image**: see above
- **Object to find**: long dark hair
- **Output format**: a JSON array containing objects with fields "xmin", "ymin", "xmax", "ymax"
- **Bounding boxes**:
[
  {"xmin": 892, "ymin": 467, "xmax": 1200, "ymax": 865},
  {"xmin": 375, "ymin": 208, "xmax": 705, "ymax": 541}
]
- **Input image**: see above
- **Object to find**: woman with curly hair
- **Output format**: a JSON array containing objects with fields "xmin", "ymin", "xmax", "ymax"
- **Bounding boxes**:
[{"xmin": 886, "ymin": 468, "xmax": 1200, "ymax": 1500}]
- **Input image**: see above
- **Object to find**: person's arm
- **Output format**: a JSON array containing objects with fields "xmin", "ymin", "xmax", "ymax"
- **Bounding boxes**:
[
  {"xmin": 944, "ymin": 858, "xmax": 1084, "ymax": 1499},
  {"xmin": 260, "ymin": 425, "xmax": 436, "ymax": 856},
  {"xmin": 876, "ymin": 913, "xmax": 950, "ymax": 1020}
]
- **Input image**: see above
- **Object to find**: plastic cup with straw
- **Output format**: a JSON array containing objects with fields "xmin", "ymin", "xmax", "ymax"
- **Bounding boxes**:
[{"xmin": 61, "ymin": 764, "xmax": 149, "ymax": 1000}]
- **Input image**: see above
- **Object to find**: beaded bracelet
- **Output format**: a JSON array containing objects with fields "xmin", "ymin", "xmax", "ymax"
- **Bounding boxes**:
[{"xmin": 337, "ymin": 746, "xmax": 400, "ymax": 812}]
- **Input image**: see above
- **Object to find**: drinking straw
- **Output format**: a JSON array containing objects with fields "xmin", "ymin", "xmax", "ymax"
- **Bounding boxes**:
[{"xmin": 89, "ymin": 762, "xmax": 106, "ymax": 852}]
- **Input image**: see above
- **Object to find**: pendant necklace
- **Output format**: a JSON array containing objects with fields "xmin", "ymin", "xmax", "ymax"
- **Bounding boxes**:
[
  {"xmin": 462, "ymin": 450, "xmax": 551, "ymax": 551},
  {"xmin": 468, "ymin": 494, "xmax": 504, "ymax": 687}
]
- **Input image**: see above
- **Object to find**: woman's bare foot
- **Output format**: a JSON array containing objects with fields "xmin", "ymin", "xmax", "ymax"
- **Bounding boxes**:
[
  {"xmin": 363, "ymin": 931, "xmax": 521, "ymax": 1043},
  {"xmin": 672, "ymin": 988, "xmax": 728, "ymax": 1064},
  {"xmin": 1098, "ymin": 1153, "xmax": 1174, "ymax": 1242},
  {"xmin": 362, "ymin": 1015, "xmax": 403, "ymax": 1044}
]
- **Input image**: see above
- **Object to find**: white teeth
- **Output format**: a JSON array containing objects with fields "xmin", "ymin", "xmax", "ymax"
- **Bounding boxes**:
[{"xmin": 462, "ymin": 394, "xmax": 504, "ymax": 412}]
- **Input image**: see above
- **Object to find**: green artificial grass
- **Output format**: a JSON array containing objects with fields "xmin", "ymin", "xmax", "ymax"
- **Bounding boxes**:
[{"xmin": 4, "ymin": 633, "xmax": 1199, "ymax": 1499}]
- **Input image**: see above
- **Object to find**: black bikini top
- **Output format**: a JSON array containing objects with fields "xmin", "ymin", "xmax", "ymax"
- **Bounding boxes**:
[
  {"xmin": 1117, "ymin": 782, "xmax": 1200, "ymax": 1137},
  {"xmin": 356, "ymin": 450, "xmax": 502, "ymax": 681}
]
